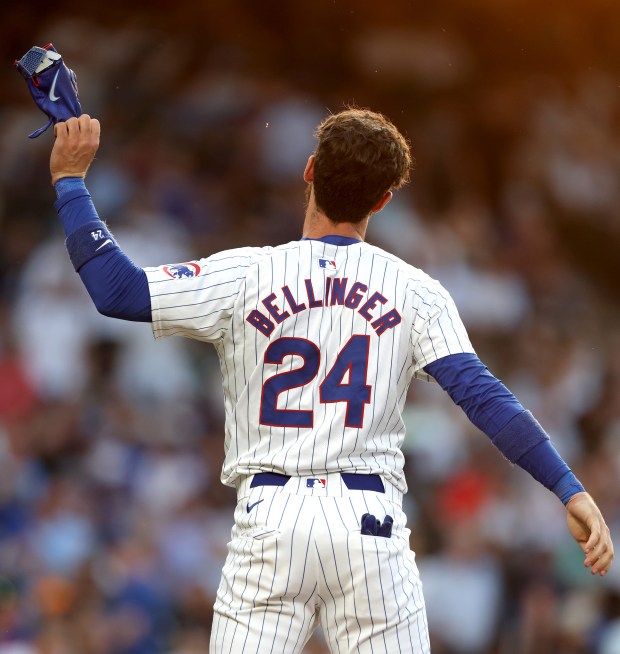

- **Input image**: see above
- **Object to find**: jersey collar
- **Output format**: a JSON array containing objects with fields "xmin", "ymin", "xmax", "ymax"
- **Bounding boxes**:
[{"xmin": 301, "ymin": 235, "xmax": 362, "ymax": 246}]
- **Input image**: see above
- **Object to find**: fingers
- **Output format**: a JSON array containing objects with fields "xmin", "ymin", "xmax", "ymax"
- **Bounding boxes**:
[
  {"xmin": 90, "ymin": 117, "xmax": 101, "ymax": 143},
  {"xmin": 54, "ymin": 115, "xmax": 100, "ymax": 142},
  {"xmin": 50, "ymin": 115, "xmax": 101, "ymax": 185},
  {"xmin": 584, "ymin": 521, "xmax": 600, "ymax": 554},
  {"xmin": 59, "ymin": 115, "xmax": 100, "ymax": 152},
  {"xmin": 566, "ymin": 493, "xmax": 615, "ymax": 577},
  {"xmin": 54, "ymin": 119, "xmax": 68, "ymax": 141},
  {"xmin": 584, "ymin": 522, "xmax": 614, "ymax": 576}
]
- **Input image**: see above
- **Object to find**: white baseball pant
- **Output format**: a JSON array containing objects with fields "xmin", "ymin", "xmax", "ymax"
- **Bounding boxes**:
[{"xmin": 210, "ymin": 472, "xmax": 430, "ymax": 653}]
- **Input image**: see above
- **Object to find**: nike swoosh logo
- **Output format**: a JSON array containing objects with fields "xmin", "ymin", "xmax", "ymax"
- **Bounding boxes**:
[
  {"xmin": 95, "ymin": 238, "xmax": 113, "ymax": 251},
  {"xmin": 247, "ymin": 499, "xmax": 264, "ymax": 513},
  {"xmin": 49, "ymin": 70, "xmax": 61, "ymax": 102}
]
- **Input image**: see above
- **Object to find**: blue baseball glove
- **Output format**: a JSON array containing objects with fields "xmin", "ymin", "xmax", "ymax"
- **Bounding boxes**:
[{"xmin": 14, "ymin": 43, "xmax": 82, "ymax": 138}]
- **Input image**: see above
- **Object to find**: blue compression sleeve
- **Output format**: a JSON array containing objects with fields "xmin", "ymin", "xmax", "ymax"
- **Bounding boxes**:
[
  {"xmin": 424, "ymin": 352, "xmax": 524, "ymax": 438},
  {"xmin": 79, "ymin": 250, "xmax": 151, "ymax": 321},
  {"xmin": 424, "ymin": 353, "xmax": 585, "ymax": 504},
  {"xmin": 54, "ymin": 179, "xmax": 152, "ymax": 322}
]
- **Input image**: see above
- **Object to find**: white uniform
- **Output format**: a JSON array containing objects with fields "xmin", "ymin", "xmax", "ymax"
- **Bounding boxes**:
[{"xmin": 145, "ymin": 237, "xmax": 474, "ymax": 653}]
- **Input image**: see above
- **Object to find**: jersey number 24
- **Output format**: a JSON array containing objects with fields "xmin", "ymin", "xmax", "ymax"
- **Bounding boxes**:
[{"xmin": 259, "ymin": 335, "xmax": 371, "ymax": 429}]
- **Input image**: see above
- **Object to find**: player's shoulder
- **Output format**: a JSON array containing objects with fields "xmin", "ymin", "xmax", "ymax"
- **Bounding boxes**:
[
  {"xmin": 362, "ymin": 241, "xmax": 439, "ymax": 284},
  {"xmin": 190, "ymin": 242, "xmax": 308, "ymax": 281},
  {"xmin": 209, "ymin": 241, "xmax": 300, "ymax": 260},
  {"xmin": 362, "ymin": 241, "xmax": 456, "ymax": 306},
  {"xmin": 208, "ymin": 240, "xmax": 311, "ymax": 266},
  {"xmin": 201, "ymin": 244, "xmax": 273, "ymax": 262}
]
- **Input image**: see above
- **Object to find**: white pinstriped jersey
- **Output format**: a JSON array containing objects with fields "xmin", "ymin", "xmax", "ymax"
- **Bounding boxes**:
[{"xmin": 144, "ymin": 237, "xmax": 474, "ymax": 493}]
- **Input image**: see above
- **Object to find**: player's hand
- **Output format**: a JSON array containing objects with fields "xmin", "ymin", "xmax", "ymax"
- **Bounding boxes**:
[
  {"xmin": 566, "ymin": 491, "xmax": 614, "ymax": 576},
  {"xmin": 50, "ymin": 114, "xmax": 100, "ymax": 185}
]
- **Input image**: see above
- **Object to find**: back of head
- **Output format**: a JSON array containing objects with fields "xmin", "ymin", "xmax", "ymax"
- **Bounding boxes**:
[{"xmin": 312, "ymin": 108, "xmax": 412, "ymax": 224}]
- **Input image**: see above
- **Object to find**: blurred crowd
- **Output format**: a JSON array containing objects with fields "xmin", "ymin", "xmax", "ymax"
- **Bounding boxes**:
[{"xmin": 1, "ymin": 1, "xmax": 620, "ymax": 652}]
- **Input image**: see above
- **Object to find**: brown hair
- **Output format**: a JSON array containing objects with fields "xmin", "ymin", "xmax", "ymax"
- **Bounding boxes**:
[{"xmin": 312, "ymin": 108, "xmax": 412, "ymax": 223}]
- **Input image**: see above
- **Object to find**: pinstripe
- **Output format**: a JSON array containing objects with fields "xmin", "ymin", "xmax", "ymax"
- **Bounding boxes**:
[
  {"xmin": 314, "ymin": 544, "xmax": 341, "ymax": 651},
  {"xmin": 343, "ymin": 249, "xmax": 365, "ymax": 471},
  {"xmin": 365, "ymin": 255, "xmax": 390, "ymax": 471},
  {"xmin": 229, "ymin": 282, "xmax": 241, "ymax": 458},
  {"xmin": 279, "ymin": 494, "xmax": 311, "ymax": 651},
  {"xmin": 398, "ymin": 545, "xmax": 429, "ymax": 652},
  {"xmin": 384, "ymin": 537, "xmax": 408, "ymax": 649},
  {"xmin": 359, "ymin": 535, "xmax": 377, "ymax": 653},
  {"xmin": 308, "ymin": 240, "xmax": 330, "ymax": 475},
  {"xmin": 308, "ymin": 238, "xmax": 330, "ymax": 474},
  {"xmin": 353, "ymin": 251, "xmax": 373, "ymax": 471},
  {"xmin": 383, "ymin": 270, "xmax": 403, "ymax": 479},
  {"xmin": 317, "ymin": 594, "xmax": 340, "ymax": 654},
  {"xmin": 219, "ymin": 534, "xmax": 251, "ymax": 648},
  {"xmin": 334, "ymin": 498, "xmax": 363, "ymax": 639},
  {"xmin": 372, "ymin": 540, "xmax": 391, "ymax": 653},
  {"xmin": 247, "ymin": 269, "xmax": 256, "ymax": 455},
  {"xmin": 256, "ymin": 257, "xmax": 276, "ymax": 471},
  {"xmin": 280, "ymin": 250, "xmax": 292, "ymax": 460},
  {"xmin": 316, "ymin": 498, "xmax": 352, "ymax": 651},
  {"xmin": 327, "ymin": 243, "xmax": 352, "ymax": 470},
  {"xmin": 282, "ymin": 498, "xmax": 315, "ymax": 653},
  {"xmin": 288, "ymin": 590, "xmax": 318, "ymax": 654},
  {"xmin": 228, "ymin": 533, "xmax": 255, "ymax": 648},
  {"xmin": 267, "ymin": 496, "xmax": 295, "ymax": 653},
  {"xmin": 241, "ymin": 538, "xmax": 268, "ymax": 653}
]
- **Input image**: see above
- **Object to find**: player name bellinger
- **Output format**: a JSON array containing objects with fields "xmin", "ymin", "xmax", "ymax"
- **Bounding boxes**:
[{"xmin": 246, "ymin": 277, "xmax": 402, "ymax": 337}]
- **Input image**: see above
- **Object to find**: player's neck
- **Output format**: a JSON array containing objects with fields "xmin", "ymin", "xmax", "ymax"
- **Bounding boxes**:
[{"xmin": 302, "ymin": 196, "xmax": 368, "ymax": 242}]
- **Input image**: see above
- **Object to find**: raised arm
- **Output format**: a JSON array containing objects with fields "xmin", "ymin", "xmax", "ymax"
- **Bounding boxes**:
[{"xmin": 50, "ymin": 116, "xmax": 151, "ymax": 322}]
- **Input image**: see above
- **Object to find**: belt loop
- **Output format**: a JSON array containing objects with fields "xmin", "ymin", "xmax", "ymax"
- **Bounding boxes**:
[
  {"xmin": 341, "ymin": 473, "xmax": 385, "ymax": 493},
  {"xmin": 250, "ymin": 472, "xmax": 291, "ymax": 488}
]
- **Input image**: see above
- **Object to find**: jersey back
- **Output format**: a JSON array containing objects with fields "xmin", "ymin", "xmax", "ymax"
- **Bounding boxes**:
[{"xmin": 145, "ymin": 237, "xmax": 473, "ymax": 492}]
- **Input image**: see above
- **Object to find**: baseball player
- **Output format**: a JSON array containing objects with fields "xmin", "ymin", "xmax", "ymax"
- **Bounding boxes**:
[{"xmin": 45, "ymin": 110, "xmax": 612, "ymax": 654}]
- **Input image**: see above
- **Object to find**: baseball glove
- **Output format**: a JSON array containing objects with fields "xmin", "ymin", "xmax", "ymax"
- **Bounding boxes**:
[{"xmin": 14, "ymin": 43, "xmax": 82, "ymax": 138}]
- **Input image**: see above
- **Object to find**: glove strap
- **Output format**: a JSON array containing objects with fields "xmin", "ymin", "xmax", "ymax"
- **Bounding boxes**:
[{"xmin": 28, "ymin": 117, "xmax": 53, "ymax": 139}]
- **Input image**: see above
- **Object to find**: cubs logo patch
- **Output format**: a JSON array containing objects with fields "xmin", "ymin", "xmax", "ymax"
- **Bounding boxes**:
[
  {"xmin": 163, "ymin": 262, "xmax": 201, "ymax": 279},
  {"xmin": 307, "ymin": 478, "xmax": 327, "ymax": 489}
]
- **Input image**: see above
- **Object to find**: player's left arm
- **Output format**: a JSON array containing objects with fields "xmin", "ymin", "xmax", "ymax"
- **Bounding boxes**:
[
  {"xmin": 425, "ymin": 353, "xmax": 614, "ymax": 576},
  {"xmin": 51, "ymin": 114, "xmax": 98, "ymax": 184},
  {"xmin": 51, "ymin": 115, "xmax": 151, "ymax": 321}
]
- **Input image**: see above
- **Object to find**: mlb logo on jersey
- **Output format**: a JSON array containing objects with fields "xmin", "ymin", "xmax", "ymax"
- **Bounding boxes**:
[
  {"xmin": 307, "ymin": 478, "xmax": 327, "ymax": 489},
  {"xmin": 163, "ymin": 262, "xmax": 201, "ymax": 279},
  {"xmin": 318, "ymin": 259, "xmax": 337, "ymax": 270}
]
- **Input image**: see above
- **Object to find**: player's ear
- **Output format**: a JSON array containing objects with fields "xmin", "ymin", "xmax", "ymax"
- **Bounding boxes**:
[
  {"xmin": 371, "ymin": 191, "xmax": 393, "ymax": 215},
  {"xmin": 303, "ymin": 155, "xmax": 315, "ymax": 183}
]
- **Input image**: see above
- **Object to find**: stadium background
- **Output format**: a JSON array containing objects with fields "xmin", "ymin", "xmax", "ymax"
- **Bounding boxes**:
[{"xmin": 1, "ymin": 1, "xmax": 620, "ymax": 652}]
